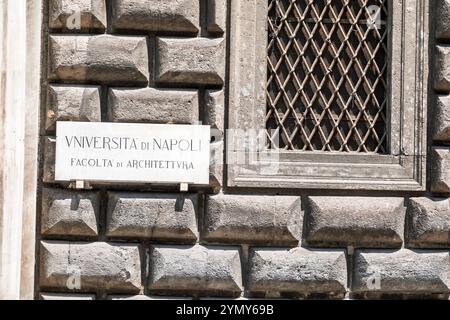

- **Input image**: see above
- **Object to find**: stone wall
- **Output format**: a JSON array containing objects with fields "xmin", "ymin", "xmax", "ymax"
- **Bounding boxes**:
[{"xmin": 37, "ymin": 0, "xmax": 450, "ymax": 300}]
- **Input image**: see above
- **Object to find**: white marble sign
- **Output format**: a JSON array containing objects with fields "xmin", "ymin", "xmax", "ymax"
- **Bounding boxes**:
[{"xmin": 55, "ymin": 122, "xmax": 211, "ymax": 184}]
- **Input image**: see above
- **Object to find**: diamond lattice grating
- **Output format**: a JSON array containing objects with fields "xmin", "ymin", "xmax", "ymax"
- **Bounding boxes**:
[{"xmin": 266, "ymin": 0, "xmax": 389, "ymax": 153}]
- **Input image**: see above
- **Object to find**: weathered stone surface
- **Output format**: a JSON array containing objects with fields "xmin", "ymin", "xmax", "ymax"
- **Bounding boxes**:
[
  {"xmin": 149, "ymin": 245, "xmax": 242, "ymax": 297},
  {"xmin": 40, "ymin": 241, "xmax": 142, "ymax": 293},
  {"xmin": 432, "ymin": 94, "xmax": 450, "ymax": 142},
  {"xmin": 248, "ymin": 248, "xmax": 347, "ymax": 297},
  {"xmin": 111, "ymin": 0, "xmax": 199, "ymax": 34},
  {"xmin": 305, "ymin": 197, "xmax": 405, "ymax": 248},
  {"xmin": 353, "ymin": 249, "xmax": 450, "ymax": 294},
  {"xmin": 46, "ymin": 85, "xmax": 101, "ymax": 132},
  {"xmin": 108, "ymin": 88, "xmax": 199, "ymax": 124},
  {"xmin": 435, "ymin": 45, "xmax": 450, "ymax": 92},
  {"xmin": 407, "ymin": 197, "xmax": 450, "ymax": 247},
  {"xmin": 436, "ymin": 0, "xmax": 450, "ymax": 40},
  {"xmin": 41, "ymin": 188, "xmax": 99, "ymax": 237},
  {"xmin": 155, "ymin": 38, "xmax": 225, "ymax": 86},
  {"xmin": 43, "ymin": 137, "xmax": 56, "ymax": 184},
  {"xmin": 430, "ymin": 147, "xmax": 450, "ymax": 193},
  {"xmin": 40, "ymin": 293, "xmax": 96, "ymax": 300},
  {"xmin": 48, "ymin": 35, "xmax": 149, "ymax": 85},
  {"xmin": 207, "ymin": 0, "xmax": 227, "ymax": 34},
  {"xmin": 203, "ymin": 194, "xmax": 302, "ymax": 245},
  {"xmin": 49, "ymin": 0, "xmax": 107, "ymax": 31},
  {"xmin": 106, "ymin": 192, "xmax": 198, "ymax": 242}
]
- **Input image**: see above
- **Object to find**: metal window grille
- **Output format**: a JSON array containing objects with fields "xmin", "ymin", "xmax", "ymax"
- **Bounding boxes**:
[{"xmin": 266, "ymin": 0, "xmax": 389, "ymax": 153}]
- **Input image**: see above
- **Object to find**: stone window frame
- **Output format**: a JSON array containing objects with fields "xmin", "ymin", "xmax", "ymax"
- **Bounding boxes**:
[{"xmin": 227, "ymin": 0, "xmax": 429, "ymax": 191}]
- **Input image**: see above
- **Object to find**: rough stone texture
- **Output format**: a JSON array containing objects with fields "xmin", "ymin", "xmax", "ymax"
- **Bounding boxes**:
[
  {"xmin": 106, "ymin": 192, "xmax": 198, "ymax": 242},
  {"xmin": 46, "ymin": 85, "xmax": 101, "ymax": 132},
  {"xmin": 48, "ymin": 35, "xmax": 149, "ymax": 85},
  {"xmin": 42, "ymin": 137, "xmax": 56, "ymax": 184},
  {"xmin": 432, "ymin": 94, "xmax": 450, "ymax": 142},
  {"xmin": 108, "ymin": 88, "xmax": 199, "ymax": 124},
  {"xmin": 435, "ymin": 45, "xmax": 450, "ymax": 92},
  {"xmin": 430, "ymin": 147, "xmax": 450, "ymax": 194},
  {"xmin": 41, "ymin": 188, "xmax": 99, "ymax": 238},
  {"xmin": 353, "ymin": 249, "xmax": 450, "ymax": 294},
  {"xmin": 248, "ymin": 247, "xmax": 347, "ymax": 298},
  {"xmin": 304, "ymin": 197, "xmax": 405, "ymax": 248},
  {"xmin": 40, "ymin": 293, "xmax": 96, "ymax": 300},
  {"xmin": 40, "ymin": 241, "xmax": 142, "ymax": 293},
  {"xmin": 49, "ymin": 0, "xmax": 107, "ymax": 31},
  {"xmin": 436, "ymin": 0, "xmax": 450, "ymax": 40},
  {"xmin": 207, "ymin": 0, "xmax": 227, "ymax": 34},
  {"xmin": 111, "ymin": 0, "xmax": 200, "ymax": 34},
  {"xmin": 148, "ymin": 245, "xmax": 242, "ymax": 297},
  {"xmin": 407, "ymin": 197, "xmax": 450, "ymax": 247},
  {"xmin": 203, "ymin": 194, "xmax": 302, "ymax": 245},
  {"xmin": 38, "ymin": 0, "xmax": 447, "ymax": 301},
  {"xmin": 155, "ymin": 38, "xmax": 225, "ymax": 86}
]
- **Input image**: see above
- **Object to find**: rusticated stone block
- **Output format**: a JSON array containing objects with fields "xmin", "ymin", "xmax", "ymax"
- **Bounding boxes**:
[
  {"xmin": 106, "ymin": 192, "xmax": 198, "ymax": 242},
  {"xmin": 203, "ymin": 194, "xmax": 302, "ymax": 245},
  {"xmin": 46, "ymin": 85, "xmax": 101, "ymax": 132},
  {"xmin": 305, "ymin": 197, "xmax": 405, "ymax": 248},
  {"xmin": 248, "ymin": 247, "xmax": 347, "ymax": 298},
  {"xmin": 435, "ymin": 45, "xmax": 450, "ymax": 92},
  {"xmin": 111, "ymin": 0, "xmax": 199, "ymax": 34},
  {"xmin": 432, "ymin": 94, "xmax": 450, "ymax": 142},
  {"xmin": 149, "ymin": 245, "xmax": 242, "ymax": 297},
  {"xmin": 207, "ymin": 0, "xmax": 227, "ymax": 34},
  {"xmin": 407, "ymin": 197, "xmax": 450, "ymax": 247},
  {"xmin": 41, "ymin": 188, "xmax": 99, "ymax": 237},
  {"xmin": 43, "ymin": 137, "xmax": 56, "ymax": 184},
  {"xmin": 353, "ymin": 249, "xmax": 450, "ymax": 294},
  {"xmin": 108, "ymin": 88, "xmax": 199, "ymax": 124},
  {"xmin": 436, "ymin": 0, "xmax": 450, "ymax": 40},
  {"xmin": 49, "ymin": 0, "xmax": 107, "ymax": 31},
  {"xmin": 155, "ymin": 38, "xmax": 225, "ymax": 86},
  {"xmin": 431, "ymin": 147, "xmax": 450, "ymax": 193},
  {"xmin": 40, "ymin": 293, "xmax": 96, "ymax": 300},
  {"xmin": 48, "ymin": 35, "xmax": 149, "ymax": 85},
  {"xmin": 40, "ymin": 241, "xmax": 142, "ymax": 293}
]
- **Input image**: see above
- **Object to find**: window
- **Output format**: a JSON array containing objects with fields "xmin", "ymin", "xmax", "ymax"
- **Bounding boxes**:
[
  {"xmin": 228, "ymin": 0, "xmax": 429, "ymax": 191},
  {"xmin": 266, "ymin": 0, "xmax": 388, "ymax": 153}
]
